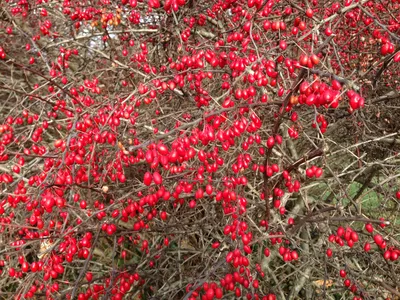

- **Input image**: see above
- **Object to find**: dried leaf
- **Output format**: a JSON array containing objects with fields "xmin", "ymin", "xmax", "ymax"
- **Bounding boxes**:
[
  {"xmin": 37, "ymin": 239, "xmax": 53, "ymax": 259},
  {"xmin": 313, "ymin": 279, "xmax": 334, "ymax": 288}
]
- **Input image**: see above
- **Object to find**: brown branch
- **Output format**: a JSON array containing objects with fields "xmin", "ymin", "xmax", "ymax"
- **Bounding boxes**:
[
  {"xmin": 352, "ymin": 166, "xmax": 380, "ymax": 203},
  {"xmin": 288, "ymin": 207, "xmax": 337, "ymax": 235},
  {"xmin": 128, "ymin": 101, "xmax": 281, "ymax": 152},
  {"xmin": 307, "ymin": 216, "xmax": 390, "ymax": 225},
  {"xmin": 271, "ymin": 147, "xmax": 324, "ymax": 197},
  {"xmin": 70, "ymin": 224, "xmax": 102, "ymax": 299},
  {"xmin": 286, "ymin": 148, "xmax": 324, "ymax": 173},
  {"xmin": 7, "ymin": 60, "xmax": 83, "ymax": 109},
  {"xmin": 372, "ymin": 47, "xmax": 400, "ymax": 88},
  {"xmin": 263, "ymin": 36, "xmax": 334, "ymax": 220},
  {"xmin": 0, "ymin": 85, "xmax": 66, "ymax": 110}
]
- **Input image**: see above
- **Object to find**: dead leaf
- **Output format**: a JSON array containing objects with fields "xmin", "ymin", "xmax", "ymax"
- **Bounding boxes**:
[
  {"xmin": 313, "ymin": 279, "xmax": 334, "ymax": 287},
  {"xmin": 37, "ymin": 239, "xmax": 53, "ymax": 259}
]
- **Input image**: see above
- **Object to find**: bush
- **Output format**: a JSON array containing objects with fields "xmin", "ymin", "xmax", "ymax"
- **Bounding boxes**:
[{"xmin": 0, "ymin": 0, "xmax": 399, "ymax": 299}]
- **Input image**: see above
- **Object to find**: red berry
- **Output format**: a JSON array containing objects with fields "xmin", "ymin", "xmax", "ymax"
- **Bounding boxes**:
[
  {"xmin": 264, "ymin": 248, "xmax": 270, "ymax": 257},
  {"xmin": 314, "ymin": 168, "xmax": 323, "ymax": 178},
  {"xmin": 373, "ymin": 234, "xmax": 383, "ymax": 246},
  {"xmin": 160, "ymin": 211, "xmax": 167, "ymax": 220},
  {"xmin": 157, "ymin": 144, "xmax": 169, "ymax": 155},
  {"xmin": 215, "ymin": 288, "xmax": 223, "ymax": 299},
  {"xmin": 365, "ymin": 223, "xmax": 373, "ymax": 233},
  {"xmin": 86, "ymin": 272, "xmax": 93, "ymax": 282},
  {"xmin": 310, "ymin": 54, "xmax": 320, "ymax": 65},
  {"xmin": 153, "ymin": 171, "xmax": 163, "ymax": 185},
  {"xmin": 21, "ymin": 262, "xmax": 29, "ymax": 272},
  {"xmin": 195, "ymin": 188, "xmax": 204, "ymax": 199},
  {"xmin": 350, "ymin": 231, "xmax": 358, "ymax": 242},
  {"xmin": 212, "ymin": 242, "xmax": 220, "ymax": 249},
  {"xmin": 143, "ymin": 172, "xmax": 153, "ymax": 186},
  {"xmin": 80, "ymin": 200, "xmax": 87, "ymax": 209},
  {"xmin": 326, "ymin": 248, "xmax": 333, "ymax": 257},
  {"xmin": 344, "ymin": 279, "xmax": 351, "ymax": 287},
  {"xmin": 266, "ymin": 136, "xmax": 275, "ymax": 148},
  {"xmin": 305, "ymin": 168, "xmax": 314, "ymax": 178},
  {"xmin": 205, "ymin": 288, "xmax": 214, "ymax": 300},
  {"xmin": 299, "ymin": 54, "xmax": 309, "ymax": 66},
  {"xmin": 337, "ymin": 227, "xmax": 345, "ymax": 237},
  {"xmin": 325, "ymin": 27, "xmax": 332, "ymax": 36}
]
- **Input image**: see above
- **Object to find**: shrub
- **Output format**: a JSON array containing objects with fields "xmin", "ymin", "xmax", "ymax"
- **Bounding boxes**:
[{"xmin": 0, "ymin": 0, "xmax": 399, "ymax": 299}]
